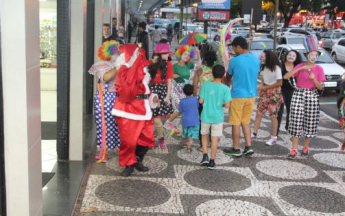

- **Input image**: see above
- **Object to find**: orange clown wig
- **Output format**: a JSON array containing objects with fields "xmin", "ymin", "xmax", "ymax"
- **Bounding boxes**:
[
  {"xmin": 175, "ymin": 45, "xmax": 196, "ymax": 63},
  {"xmin": 97, "ymin": 40, "xmax": 120, "ymax": 61}
]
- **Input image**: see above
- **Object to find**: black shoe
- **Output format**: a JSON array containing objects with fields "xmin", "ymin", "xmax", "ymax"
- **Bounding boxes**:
[
  {"xmin": 121, "ymin": 166, "xmax": 134, "ymax": 177},
  {"xmin": 200, "ymin": 154, "xmax": 209, "ymax": 166},
  {"xmin": 133, "ymin": 161, "xmax": 149, "ymax": 172},
  {"xmin": 287, "ymin": 149, "xmax": 297, "ymax": 160},
  {"xmin": 208, "ymin": 159, "xmax": 215, "ymax": 170},
  {"xmin": 301, "ymin": 147, "xmax": 309, "ymax": 157}
]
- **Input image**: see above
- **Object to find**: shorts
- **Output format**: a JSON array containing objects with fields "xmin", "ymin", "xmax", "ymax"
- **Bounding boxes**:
[
  {"xmin": 229, "ymin": 98, "xmax": 255, "ymax": 125},
  {"xmin": 257, "ymin": 87, "xmax": 283, "ymax": 117},
  {"xmin": 200, "ymin": 122, "xmax": 223, "ymax": 137},
  {"xmin": 182, "ymin": 125, "xmax": 200, "ymax": 139}
]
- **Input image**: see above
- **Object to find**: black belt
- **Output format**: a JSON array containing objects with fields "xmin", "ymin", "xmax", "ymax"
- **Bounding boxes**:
[{"xmin": 136, "ymin": 94, "xmax": 149, "ymax": 100}]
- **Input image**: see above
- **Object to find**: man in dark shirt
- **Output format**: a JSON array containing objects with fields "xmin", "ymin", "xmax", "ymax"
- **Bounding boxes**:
[
  {"xmin": 102, "ymin": 23, "xmax": 115, "ymax": 43},
  {"xmin": 135, "ymin": 22, "xmax": 149, "ymax": 59},
  {"xmin": 127, "ymin": 21, "xmax": 133, "ymax": 43},
  {"xmin": 112, "ymin": 18, "xmax": 118, "ymax": 38}
]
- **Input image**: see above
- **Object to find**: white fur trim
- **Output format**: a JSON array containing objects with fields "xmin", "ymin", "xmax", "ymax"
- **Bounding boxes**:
[
  {"xmin": 112, "ymin": 100, "xmax": 152, "ymax": 120},
  {"xmin": 149, "ymin": 93, "xmax": 159, "ymax": 109}
]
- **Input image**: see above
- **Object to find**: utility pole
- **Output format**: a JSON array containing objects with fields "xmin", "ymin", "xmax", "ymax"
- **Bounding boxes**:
[
  {"xmin": 179, "ymin": 0, "xmax": 184, "ymax": 40},
  {"xmin": 273, "ymin": 0, "xmax": 279, "ymax": 51}
]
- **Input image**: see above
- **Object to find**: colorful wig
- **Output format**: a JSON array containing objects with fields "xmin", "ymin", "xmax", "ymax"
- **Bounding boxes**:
[
  {"xmin": 175, "ymin": 45, "xmax": 196, "ymax": 63},
  {"xmin": 97, "ymin": 40, "xmax": 120, "ymax": 61}
]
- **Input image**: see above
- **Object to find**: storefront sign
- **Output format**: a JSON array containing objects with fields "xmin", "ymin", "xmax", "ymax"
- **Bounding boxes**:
[
  {"xmin": 198, "ymin": 0, "xmax": 231, "ymax": 10},
  {"xmin": 198, "ymin": 10, "xmax": 230, "ymax": 21}
]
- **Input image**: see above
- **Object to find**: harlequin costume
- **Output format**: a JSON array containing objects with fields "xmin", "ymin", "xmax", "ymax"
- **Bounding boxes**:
[
  {"xmin": 112, "ymin": 44, "xmax": 158, "ymax": 177},
  {"xmin": 88, "ymin": 41, "xmax": 121, "ymax": 162}
]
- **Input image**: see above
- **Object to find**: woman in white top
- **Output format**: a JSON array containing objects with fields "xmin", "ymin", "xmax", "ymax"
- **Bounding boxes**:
[{"xmin": 251, "ymin": 50, "xmax": 284, "ymax": 145}]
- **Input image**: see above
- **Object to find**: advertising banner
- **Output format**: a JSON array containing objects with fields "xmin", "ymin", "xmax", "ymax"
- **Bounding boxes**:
[
  {"xmin": 198, "ymin": 10, "xmax": 230, "ymax": 21},
  {"xmin": 198, "ymin": 0, "xmax": 231, "ymax": 10}
]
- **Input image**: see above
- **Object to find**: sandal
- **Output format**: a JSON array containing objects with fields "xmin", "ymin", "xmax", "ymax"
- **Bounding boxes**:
[
  {"xmin": 187, "ymin": 147, "xmax": 192, "ymax": 153},
  {"xmin": 182, "ymin": 143, "xmax": 188, "ymax": 148},
  {"xmin": 197, "ymin": 147, "xmax": 203, "ymax": 152}
]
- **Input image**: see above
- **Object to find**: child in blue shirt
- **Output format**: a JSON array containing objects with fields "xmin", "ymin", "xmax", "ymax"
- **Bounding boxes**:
[
  {"xmin": 199, "ymin": 65, "xmax": 232, "ymax": 169},
  {"xmin": 164, "ymin": 84, "xmax": 200, "ymax": 151}
]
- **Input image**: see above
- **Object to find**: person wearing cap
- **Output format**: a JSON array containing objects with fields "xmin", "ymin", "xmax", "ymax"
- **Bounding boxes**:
[
  {"xmin": 283, "ymin": 35, "xmax": 326, "ymax": 160},
  {"xmin": 223, "ymin": 36, "xmax": 260, "ymax": 158},
  {"xmin": 148, "ymin": 43, "xmax": 174, "ymax": 149}
]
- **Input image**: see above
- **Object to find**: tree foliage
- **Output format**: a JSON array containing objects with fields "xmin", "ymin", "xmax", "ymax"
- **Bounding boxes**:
[
  {"xmin": 264, "ymin": 0, "xmax": 323, "ymax": 27},
  {"xmin": 230, "ymin": 0, "xmax": 242, "ymax": 18}
]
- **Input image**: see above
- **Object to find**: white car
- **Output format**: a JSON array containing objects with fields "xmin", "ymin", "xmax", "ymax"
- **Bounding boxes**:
[
  {"xmin": 321, "ymin": 32, "xmax": 342, "ymax": 49},
  {"xmin": 281, "ymin": 28, "xmax": 312, "ymax": 37},
  {"xmin": 276, "ymin": 44, "xmax": 345, "ymax": 92},
  {"xmin": 331, "ymin": 38, "xmax": 345, "ymax": 64}
]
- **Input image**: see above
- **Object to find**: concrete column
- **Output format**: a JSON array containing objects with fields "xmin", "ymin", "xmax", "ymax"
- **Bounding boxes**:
[
  {"xmin": 104, "ymin": 0, "xmax": 110, "ymax": 24},
  {"xmin": 95, "ymin": 0, "xmax": 103, "ymax": 60},
  {"xmin": 69, "ymin": 0, "xmax": 87, "ymax": 160},
  {"xmin": 1, "ymin": 0, "xmax": 42, "ymax": 215}
]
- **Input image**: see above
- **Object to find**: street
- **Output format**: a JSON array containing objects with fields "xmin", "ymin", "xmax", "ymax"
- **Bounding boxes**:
[{"xmin": 320, "ymin": 58, "xmax": 345, "ymax": 120}]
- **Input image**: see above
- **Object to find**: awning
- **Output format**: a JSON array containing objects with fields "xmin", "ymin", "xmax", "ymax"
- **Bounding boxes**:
[
  {"xmin": 160, "ymin": 8, "xmax": 181, "ymax": 13},
  {"xmin": 148, "ymin": 0, "xmax": 167, "ymax": 12}
]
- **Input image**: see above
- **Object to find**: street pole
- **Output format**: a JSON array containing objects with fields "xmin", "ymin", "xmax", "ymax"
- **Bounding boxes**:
[
  {"xmin": 273, "ymin": 0, "xmax": 279, "ymax": 51},
  {"xmin": 180, "ymin": 1, "xmax": 184, "ymax": 40}
]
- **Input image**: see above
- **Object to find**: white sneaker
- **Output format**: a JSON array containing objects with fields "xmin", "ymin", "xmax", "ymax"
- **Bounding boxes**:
[
  {"xmin": 251, "ymin": 134, "xmax": 257, "ymax": 141},
  {"xmin": 266, "ymin": 137, "xmax": 277, "ymax": 145}
]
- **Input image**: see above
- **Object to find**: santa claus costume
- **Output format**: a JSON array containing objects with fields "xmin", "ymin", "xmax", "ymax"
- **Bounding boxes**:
[{"xmin": 112, "ymin": 44, "xmax": 158, "ymax": 177}]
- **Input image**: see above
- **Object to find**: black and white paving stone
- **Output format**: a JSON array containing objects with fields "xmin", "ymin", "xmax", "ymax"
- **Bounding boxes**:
[{"xmin": 77, "ymin": 109, "xmax": 345, "ymax": 215}]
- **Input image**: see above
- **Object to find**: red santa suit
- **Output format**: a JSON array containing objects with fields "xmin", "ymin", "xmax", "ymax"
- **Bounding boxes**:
[{"xmin": 112, "ymin": 44, "xmax": 157, "ymax": 168}]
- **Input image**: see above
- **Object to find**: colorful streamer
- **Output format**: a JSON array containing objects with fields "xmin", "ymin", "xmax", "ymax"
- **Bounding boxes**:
[
  {"xmin": 220, "ymin": 18, "xmax": 250, "ymax": 71},
  {"xmin": 95, "ymin": 78, "xmax": 108, "ymax": 163}
]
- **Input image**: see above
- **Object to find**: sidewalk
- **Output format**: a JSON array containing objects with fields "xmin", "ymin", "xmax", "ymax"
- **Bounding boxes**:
[{"xmin": 74, "ymin": 107, "xmax": 345, "ymax": 215}]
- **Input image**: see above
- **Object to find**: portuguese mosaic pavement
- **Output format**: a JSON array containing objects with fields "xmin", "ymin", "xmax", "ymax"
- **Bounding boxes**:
[{"xmin": 77, "ymin": 109, "xmax": 345, "ymax": 216}]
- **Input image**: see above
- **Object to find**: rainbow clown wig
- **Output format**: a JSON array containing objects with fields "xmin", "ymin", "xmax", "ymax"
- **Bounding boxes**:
[
  {"xmin": 97, "ymin": 40, "xmax": 120, "ymax": 61},
  {"xmin": 175, "ymin": 45, "xmax": 196, "ymax": 63}
]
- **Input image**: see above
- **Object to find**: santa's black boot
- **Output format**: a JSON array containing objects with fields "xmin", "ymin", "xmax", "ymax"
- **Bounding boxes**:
[
  {"xmin": 121, "ymin": 166, "xmax": 134, "ymax": 177},
  {"xmin": 133, "ymin": 146, "xmax": 149, "ymax": 172}
]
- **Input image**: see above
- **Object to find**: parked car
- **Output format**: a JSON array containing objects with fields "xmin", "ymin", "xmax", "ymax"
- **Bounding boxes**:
[
  {"xmin": 321, "ymin": 32, "xmax": 342, "ymax": 49},
  {"xmin": 269, "ymin": 23, "xmax": 284, "ymax": 29},
  {"xmin": 270, "ymin": 28, "xmax": 288, "ymax": 37},
  {"xmin": 331, "ymin": 38, "xmax": 345, "ymax": 64},
  {"xmin": 278, "ymin": 36, "xmax": 304, "ymax": 45},
  {"xmin": 148, "ymin": 24, "xmax": 167, "ymax": 35},
  {"xmin": 249, "ymin": 38, "xmax": 274, "ymax": 58},
  {"xmin": 334, "ymin": 28, "xmax": 345, "ymax": 36},
  {"xmin": 250, "ymin": 33, "xmax": 274, "ymax": 39},
  {"xmin": 280, "ymin": 28, "xmax": 312, "ymax": 38},
  {"xmin": 276, "ymin": 44, "xmax": 345, "ymax": 92},
  {"xmin": 256, "ymin": 28, "xmax": 273, "ymax": 33},
  {"xmin": 182, "ymin": 24, "xmax": 198, "ymax": 36}
]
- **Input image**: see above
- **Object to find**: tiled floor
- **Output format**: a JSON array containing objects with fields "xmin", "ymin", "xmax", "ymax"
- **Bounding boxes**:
[{"xmin": 76, "ymin": 108, "xmax": 345, "ymax": 216}]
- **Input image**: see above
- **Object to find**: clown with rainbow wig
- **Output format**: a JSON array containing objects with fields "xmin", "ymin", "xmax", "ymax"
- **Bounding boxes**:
[
  {"xmin": 88, "ymin": 40, "xmax": 121, "ymax": 162},
  {"xmin": 283, "ymin": 35, "xmax": 326, "ymax": 160},
  {"xmin": 170, "ymin": 45, "xmax": 201, "ymax": 111}
]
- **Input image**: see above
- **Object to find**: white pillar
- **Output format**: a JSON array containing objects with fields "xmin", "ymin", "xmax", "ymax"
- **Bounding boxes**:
[
  {"xmin": 95, "ymin": 0, "xmax": 104, "ymax": 61},
  {"xmin": 69, "ymin": 0, "xmax": 87, "ymax": 160},
  {"xmin": 1, "ymin": 0, "xmax": 42, "ymax": 215},
  {"xmin": 104, "ymin": 0, "xmax": 110, "ymax": 24}
]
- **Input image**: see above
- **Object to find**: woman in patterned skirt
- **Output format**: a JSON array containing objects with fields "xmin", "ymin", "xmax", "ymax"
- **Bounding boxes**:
[
  {"xmin": 251, "ymin": 50, "xmax": 283, "ymax": 146},
  {"xmin": 148, "ymin": 43, "xmax": 174, "ymax": 149},
  {"xmin": 88, "ymin": 41, "xmax": 121, "ymax": 161},
  {"xmin": 283, "ymin": 35, "xmax": 325, "ymax": 159}
]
